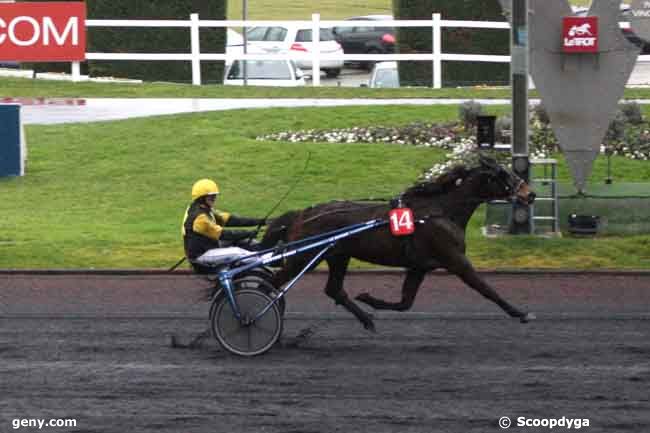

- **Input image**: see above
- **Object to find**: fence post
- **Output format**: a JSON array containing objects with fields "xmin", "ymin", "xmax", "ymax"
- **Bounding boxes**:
[
  {"xmin": 190, "ymin": 13, "xmax": 202, "ymax": 85},
  {"xmin": 71, "ymin": 61, "xmax": 81, "ymax": 82},
  {"xmin": 432, "ymin": 13, "xmax": 442, "ymax": 89},
  {"xmin": 311, "ymin": 13, "xmax": 321, "ymax": 87}
]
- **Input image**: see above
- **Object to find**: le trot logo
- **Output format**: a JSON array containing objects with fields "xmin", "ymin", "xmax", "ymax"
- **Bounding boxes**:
[
  {"xmin": 0, "ymin": 2, "xmax": 86, "ymax": 61},
  {"xmin": 563, "ymin": 16, "xmax": 599, "ymax": 53}
]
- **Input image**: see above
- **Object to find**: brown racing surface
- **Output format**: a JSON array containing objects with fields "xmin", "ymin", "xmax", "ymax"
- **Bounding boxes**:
[{"xmin": 1, "ymin": 270, "xmax": 649, "ymax": 432}]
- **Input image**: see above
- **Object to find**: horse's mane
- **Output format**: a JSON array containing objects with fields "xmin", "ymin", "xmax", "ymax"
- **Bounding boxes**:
[{"xmin": 403, "ymin": 164, "xmax": 473, "ymax": 198}]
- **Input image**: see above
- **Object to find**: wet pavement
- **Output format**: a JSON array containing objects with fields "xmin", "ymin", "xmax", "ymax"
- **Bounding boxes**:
[
  {"xmin": 1, "ymin": 271, "xmax": 649, "ymax": 433},
  {"xmin": 17, "ymin": 97, "xmax": 526, "ymax": 125}
]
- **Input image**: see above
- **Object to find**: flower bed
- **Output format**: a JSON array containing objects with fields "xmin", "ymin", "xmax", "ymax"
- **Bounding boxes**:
[{"xmin": 257, "ymin": 102, "xmax": 650, "ymax": 178}]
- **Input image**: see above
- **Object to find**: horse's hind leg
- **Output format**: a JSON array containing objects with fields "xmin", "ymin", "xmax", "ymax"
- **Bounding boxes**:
[
  {"xmin": 355, "ymin": 269, "xmax": 425, "ymax": 311},
  {"xmin": 325, "ymin": 255, "xmax": 376, "ymax": 332}
]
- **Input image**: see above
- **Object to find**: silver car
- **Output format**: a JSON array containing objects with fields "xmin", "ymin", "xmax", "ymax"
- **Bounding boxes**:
[
  {"xmin": 223, "ymin": 59, "xmax": 306, "ymax": 87},
  {"xmin": 369, "ymin": 61, "xmax": 399, "ymax": 88}
]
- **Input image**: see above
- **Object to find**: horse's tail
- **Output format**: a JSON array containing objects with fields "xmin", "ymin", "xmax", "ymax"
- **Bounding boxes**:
[{"xmin": 260, "ymin": 209, "xmax": 300, "ymax": 249}]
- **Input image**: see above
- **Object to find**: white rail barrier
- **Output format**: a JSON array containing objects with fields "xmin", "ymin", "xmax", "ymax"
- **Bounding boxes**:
[{"xmin": 77, "ymin": 13, "xmax": 649, "ymax": 88}]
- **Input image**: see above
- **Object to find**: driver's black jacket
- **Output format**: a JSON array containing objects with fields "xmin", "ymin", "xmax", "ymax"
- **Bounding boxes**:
[{"xmin": 182, "ymin": 201, "xmax": 264, "ymax": 260}]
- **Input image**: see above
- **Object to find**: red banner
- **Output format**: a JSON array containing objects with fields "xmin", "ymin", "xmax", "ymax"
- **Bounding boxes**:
[
  {"xmin": 562, "ymin": 16, "xmax": 598, "ymax": 53},
  {"xmin": 0, "ymin": 2, "xmax": 86, "ymax": 61}
]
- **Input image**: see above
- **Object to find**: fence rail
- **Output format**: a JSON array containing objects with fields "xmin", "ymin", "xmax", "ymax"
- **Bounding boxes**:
[{"xmin": 76, "ymin": 13, "xmax": 648, "ymax": 88}]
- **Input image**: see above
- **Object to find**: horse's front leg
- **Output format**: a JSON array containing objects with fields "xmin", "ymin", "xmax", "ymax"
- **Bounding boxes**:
[
  {"xmin": 324, "ymin": 255, "xmax": 376, "ymax": 332},
  {"xmin": 446, "ymin": 254, "xmax": 535, "ymax": 323},
  {"xmin": 356, "ymin": 269, "xmax": 426, "ymax": 311}
]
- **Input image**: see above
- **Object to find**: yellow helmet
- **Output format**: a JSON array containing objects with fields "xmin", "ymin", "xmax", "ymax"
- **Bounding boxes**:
[{"xmin": 191, "ymin": 179, "xmax": 220, "ymax": 201}]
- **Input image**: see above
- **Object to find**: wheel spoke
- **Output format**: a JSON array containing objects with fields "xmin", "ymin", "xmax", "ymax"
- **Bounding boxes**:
[
  {"xmin": 214, "ymin": 289, "xmax": 281, "ymax": 356},
  {"xmin": 252, "ymin": 322, "xmax": 276, "ymax": 337},
  {"xmin": 223, "ymin": 325, "xmax": 245, "ymax": 340}
]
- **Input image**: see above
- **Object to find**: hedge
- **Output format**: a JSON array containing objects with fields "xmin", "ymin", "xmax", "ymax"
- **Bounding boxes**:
[
  {"xmin": 393, "ymin": 0, "xmax": 509, "ymax": 87},
  {"xmin": 21, "ymin": 0, "xmax": 227, "ymax": 84}
]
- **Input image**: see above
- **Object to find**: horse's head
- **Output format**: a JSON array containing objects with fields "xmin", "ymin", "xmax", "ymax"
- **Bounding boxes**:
[{"xmin": 476, "ymin": 155, "xmax": 536, "ymax": 205}]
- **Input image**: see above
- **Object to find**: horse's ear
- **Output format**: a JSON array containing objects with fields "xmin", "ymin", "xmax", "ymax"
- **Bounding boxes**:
[{"xmin": 478, "ymin": 153, "xmax": 498, "ymax": 169}]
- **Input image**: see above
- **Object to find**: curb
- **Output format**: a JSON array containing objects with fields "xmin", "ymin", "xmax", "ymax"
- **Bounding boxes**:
[
  {"xmin": 1, "ymin": 97, "xmax": 86, "ymax": 106},
  {"xmin": 1, "ymin": 268, "xmax": 650, "ymax": 276}
]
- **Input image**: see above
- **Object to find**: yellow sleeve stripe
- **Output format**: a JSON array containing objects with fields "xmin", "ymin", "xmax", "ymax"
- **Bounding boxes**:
[
  {"xmin": 216, "ymin": 211, "xmax": 231, "ymax": 225},
  {"xmin": 193, "ymin": 213, "xmax": 224, "ymax": 240}
]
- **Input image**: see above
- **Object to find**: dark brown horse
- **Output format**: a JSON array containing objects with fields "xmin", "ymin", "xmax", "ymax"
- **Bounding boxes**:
[{"xmin": 260, "ymin": 155, "xmax": 537, "ymax": 331}]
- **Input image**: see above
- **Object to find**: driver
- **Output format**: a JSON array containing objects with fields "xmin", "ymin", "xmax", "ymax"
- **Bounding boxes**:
[{"xmin": 182, "ymin": 179, "xmax": 266, "ymax": 267}]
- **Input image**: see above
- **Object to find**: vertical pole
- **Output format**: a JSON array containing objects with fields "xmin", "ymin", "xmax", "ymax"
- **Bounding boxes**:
[
  {"xmin": 190, "ymin": 13, "xmax": 201, "ymax": 85},
  {"xmin": 71, "ymin": 61, "xmax": 81, "ymax": 82},
  {"xmin": 511, "ymin": 0, "xmax": 529, "ymax": 158},
  {"xmin": 552, "ymin": 162, "xmax": 559, "ymax": 233},
  {"xmin": 510, "ymin": 0, "xmax": 531, "ymax": 234},
  {"xmin": 243, "ymin": 0, "xmax": 248, "ymax": 86},
  {"xmin": 432, "ymin": 13, "xmax": 442, "ymax": 89},
  {"xmin": 312, "ymin": 13, "xmax": 320, "ymax": 87}
]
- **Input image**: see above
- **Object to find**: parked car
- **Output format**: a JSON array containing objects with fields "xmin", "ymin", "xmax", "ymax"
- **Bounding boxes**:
[
  {"xmin": 573, "ymin": 3, "xmax": 650, "ymax": 54},
  {"xmin": 223, "ymin": 59, "xmax": 305, "ymax": 86},
  {"xmin": 0, "ymin": 61, "xmax": 20, "ymax": 69},
  {"xmin": 333, "ymin": 15, "xmax": 396, "ymax": 69},
  {"xmin": 244, "ymin": 25, "xmax": 344, "ymax": 77},
  {"xmin": 225, "ymin": 29, "xmax": 245, "ymax": 59},
  {"xmin": 368, "ymin": 61, "xmax": 399, "ymax": 88}
]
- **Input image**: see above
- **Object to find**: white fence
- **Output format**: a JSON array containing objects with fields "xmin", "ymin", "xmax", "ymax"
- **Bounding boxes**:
[
  {"xmin": 78, "ymin": 14, "xmax": 647, "ymax": 88},
  {"xmin": 79, "ymin": 13, "xmax": 510, "ymax": 88}
]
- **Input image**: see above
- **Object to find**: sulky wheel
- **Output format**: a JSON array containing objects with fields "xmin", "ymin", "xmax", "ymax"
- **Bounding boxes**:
[
  {"xmin": 234, "ymin": 275, "xmax": 286, "ymax": 316},
  {"xmin": 208, "ymin": 276, "xmax": 286, "ymax": 323},
  {"xmin": 211, "ymin": 288, "xmax": 283, "ymax": 356}
]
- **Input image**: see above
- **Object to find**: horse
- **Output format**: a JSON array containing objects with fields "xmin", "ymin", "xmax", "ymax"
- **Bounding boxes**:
[{"xmin": 260, "ymin": 155, "xmax": 537, "ymax": 331}]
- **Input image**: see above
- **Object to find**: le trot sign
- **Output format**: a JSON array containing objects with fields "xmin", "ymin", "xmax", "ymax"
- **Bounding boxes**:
[
  {"xmin": 562, "ymin": 16, "xmax": 599, "ymax": 53},
  {"xmin": 0, "ymin": 2, "xmax": 86, "ymax": 61}
]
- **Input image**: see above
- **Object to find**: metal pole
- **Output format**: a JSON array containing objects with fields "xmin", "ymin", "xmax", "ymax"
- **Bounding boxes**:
[
  {"xmin": 511, "ymin": 0, "xmax": 529, "ymax": 159},
  {"xmin": 510, "ymin": 0, "xmax": 531, "ymax": 234},
  {"xmin": 242, "ymin": 0, "xmax": 248, "ymax": 86}
]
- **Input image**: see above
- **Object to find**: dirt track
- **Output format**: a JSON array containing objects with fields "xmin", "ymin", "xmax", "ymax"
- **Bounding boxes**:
[{"xmin": 1, "ymin": 271, "xmax": 649, "ymax": 433}]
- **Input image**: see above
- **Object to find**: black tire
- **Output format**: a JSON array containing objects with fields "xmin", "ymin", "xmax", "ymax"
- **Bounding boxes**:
[
  {"xmin": 324, "ymin": 68, "xmax": 341, "ymax": 78},
  {"xmin": 364, "ymin": 48, "xmax": 381, "ymax": 71},
  {"xmin": 235, "ymin": 276, "xmax": 286, "ymax": 316},
  {"xmin": 208, "ymin": 276, "xmax": 286, "ymax": 328},
  {"xmin": 211, "ymin": 288, "xmax": 283, "ymax": 356}
]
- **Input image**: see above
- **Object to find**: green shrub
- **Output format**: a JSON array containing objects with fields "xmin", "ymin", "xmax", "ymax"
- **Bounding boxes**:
[
  {"xmin": 21, "ymin": 0, "xmax": 227, "ymax": 83},
  {"xmin": 458, "ymin": 100, "xmax": 483, "ymax": 130},
  {"xmin": 393, "ymin": 0, "xmax": 509, "ymax": 87},
  {"xmin": 531, "ymin": 103, "xmax": 551, "ymax": 126},
  {"xmin": 620, "ymin": 101, "xmax": 644, "ymax": 125}
]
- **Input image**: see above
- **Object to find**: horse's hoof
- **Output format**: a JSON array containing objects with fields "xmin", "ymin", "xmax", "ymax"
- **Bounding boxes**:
[
  {"xmin": 363, "ymin": 320, "xmax": 377, "ymax": 333},
  {"xmin": 520, "ymin": 312, "xmax": 536, "ymax": 323},
  {"xmin": 169, "ymin": 335, "xmax": 183, "ymax": 348}
]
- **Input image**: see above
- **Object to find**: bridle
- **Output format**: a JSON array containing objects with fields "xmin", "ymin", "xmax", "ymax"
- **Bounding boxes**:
[{"xmin": 482, "ymin": 167, "xmax": 525, "ymax": 202}]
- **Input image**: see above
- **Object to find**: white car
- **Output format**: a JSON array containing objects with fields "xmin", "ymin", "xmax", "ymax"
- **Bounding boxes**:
[
  {"xmin": 226, "ymin": 29, "xmax": 245, "ymax": 58},
  {"xmin": 369, "ymin": 61, "xmax": 399, "ymax": 88},
  {"xmin": 223, "ymin": 59, "xmax": 306, "ymax": 87},
  {"xmin": 245, "ymin": 25, "xmax": 344, "ymax": 77}
]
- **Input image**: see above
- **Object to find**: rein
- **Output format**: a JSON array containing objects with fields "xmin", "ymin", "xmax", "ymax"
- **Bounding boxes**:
[
  {"xmin": 300, "ymin": 201, "xmax": 387, "ymax": 225},
  {"xmin": 247, "ymin": 151, "xmax": 312, "ymax": 244}
]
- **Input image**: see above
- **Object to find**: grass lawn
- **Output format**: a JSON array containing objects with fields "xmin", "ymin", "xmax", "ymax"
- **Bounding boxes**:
[
  {"xmin": 1, "ymin": 104, "xmax": 649, "ymax": 269},
  {"xmin": 5, "ymin": 77, "xmax": 650, "ymax": 99}
]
